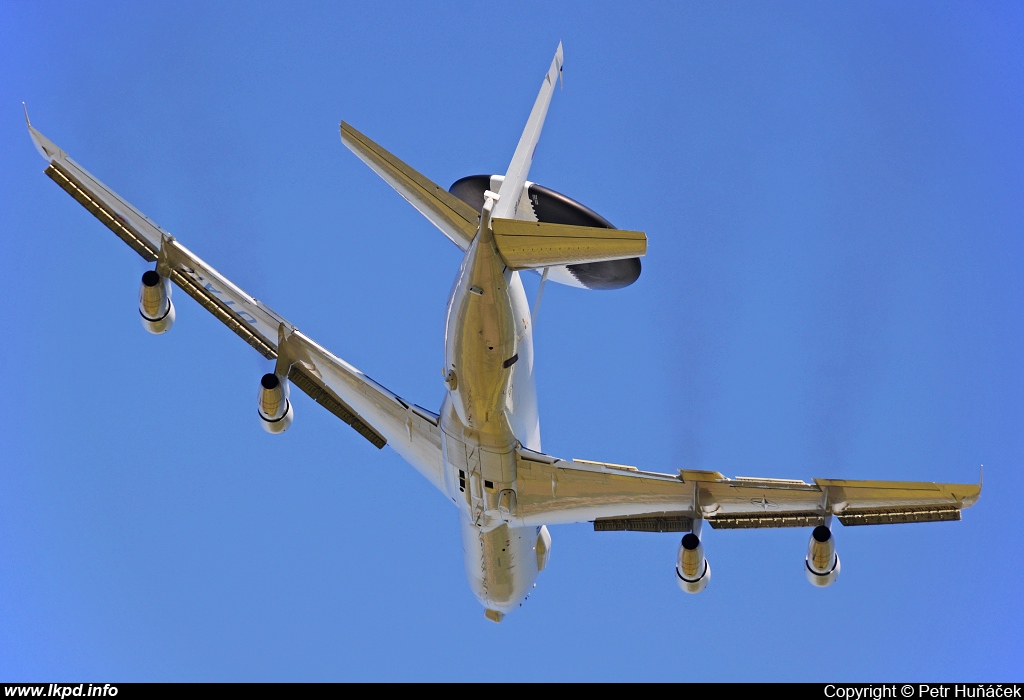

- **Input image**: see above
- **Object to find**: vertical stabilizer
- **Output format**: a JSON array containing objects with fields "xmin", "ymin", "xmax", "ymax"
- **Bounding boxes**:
[{"xmin": 493, "ymin": 43, "xmax": 564, "ymax": 222}]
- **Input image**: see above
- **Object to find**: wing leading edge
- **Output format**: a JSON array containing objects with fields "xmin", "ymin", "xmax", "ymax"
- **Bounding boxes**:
[{"xmin": 28, "ymin": 116, "xmax": 444, "ymax": 492}]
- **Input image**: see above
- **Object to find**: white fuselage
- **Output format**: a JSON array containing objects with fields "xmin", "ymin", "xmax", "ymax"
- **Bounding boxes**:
[{"xmin": 439, "ymin": 216, "xmax": 545, "ymax": 615}]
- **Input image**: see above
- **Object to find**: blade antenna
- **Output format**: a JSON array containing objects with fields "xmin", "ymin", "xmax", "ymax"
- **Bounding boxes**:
[{"xmin": 531, "ymin": 267, "xmax": 550, "ymax": 326}]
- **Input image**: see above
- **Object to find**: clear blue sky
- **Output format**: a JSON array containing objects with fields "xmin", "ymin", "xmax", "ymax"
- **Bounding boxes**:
[{"xmin": 2, "ymin": 1, "xmax": 1021, "ymax": 682}]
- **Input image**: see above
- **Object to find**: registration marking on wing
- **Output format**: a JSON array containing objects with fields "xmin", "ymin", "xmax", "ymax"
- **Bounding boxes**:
[{"xmin": 183, "ymin": 267, "xmax": 261, "ymax": 325}]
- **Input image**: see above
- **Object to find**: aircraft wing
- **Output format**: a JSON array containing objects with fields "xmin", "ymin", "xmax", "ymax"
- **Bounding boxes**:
[
  {"xmin": 27, "ymin": 116, "xmax": 445, "ymax": 491},
  {"xmin": 340, "ymin": 121, "xmax": 479, "ymax": 250},
  {"xmin": 513, "ymin": 450, "xmax": 981, "ymax": 530}
]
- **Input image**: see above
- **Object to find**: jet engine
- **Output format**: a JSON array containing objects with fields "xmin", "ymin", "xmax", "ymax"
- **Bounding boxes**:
[
  {"xmin": 138, "ymin": 270, "xmax": 175, "ymax": 334},
  {"xmin": 258, "ymin": 372, "xmax": 293, "ymax": 434},
  {"xmin": 676, "ymin": 533, "xmax": 711, "ymax": 594},
  {"xmin": 535, "ymin": 525, "xmax": 551, "ymax": 572},
  {"xmin": 805, "ymin": 525, "xmax": 841, "ymax": 587}
]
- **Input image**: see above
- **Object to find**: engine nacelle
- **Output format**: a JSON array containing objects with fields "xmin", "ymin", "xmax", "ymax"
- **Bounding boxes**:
[
  {"xmin": 139, "ymin": 270, "xmax": 175, "ymax": 334},
  {"xmin": 258, "ymin": 373, "xmax": 293, "ymax": 434},
  {"xmin": 676, "ymin": 533, "xmax": 711, "ymax": 594},
  {"xmin": 535, "ymin": 525, "xmax": 551, "ymax": 572},
  {"xmin": 805, "ymin": 525, "xmax": 841, "ymax": 587}
]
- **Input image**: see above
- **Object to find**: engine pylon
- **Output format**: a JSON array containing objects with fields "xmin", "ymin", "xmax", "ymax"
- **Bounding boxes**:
[{"xmin": 805, "ymin": 525, "xmax": 841, "ymax": 587}]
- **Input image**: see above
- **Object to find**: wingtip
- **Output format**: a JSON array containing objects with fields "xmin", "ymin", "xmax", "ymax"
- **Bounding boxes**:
[
  {"xmin": 23, "ymin": 107, "xmax": 62, "ymax": 162},
  {"xmin": 554, "ymin": 42, "xmax": 565, "ymax": 90},
  {"xmin": 339, "ymin": 120, "xmax": 359, "ymax": 149},
  {"xmin": 958, "ymin": 466, "xmax": 983, "ymax": 509}
]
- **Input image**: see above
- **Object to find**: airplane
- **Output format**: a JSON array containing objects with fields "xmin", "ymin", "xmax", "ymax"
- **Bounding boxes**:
[{"xmin": 26, "ymin": 44, "xmax": 980, "ymax": 622}]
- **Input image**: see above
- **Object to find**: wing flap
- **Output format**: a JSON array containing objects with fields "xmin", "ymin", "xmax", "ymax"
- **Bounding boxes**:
[
  {"xmin": 159, "ymin": 238, "xmax": 286, "ymax": 359},
  {"xmin": 340, "ymin": 121, "xmax": 479, "ymax": 250},
  {"xmin": 45, "ymin": 160, "xmax": 159, "ymax": 262},
  {"xmin": 593, "ymin": 512, "xmax": 694, "ymax": 532},
  {"xmin": 278, "ymin": 329, "xmax": 443, "ymax": 488},
  {"xmin": 166, "ymin": 266, "xmax": 277, "ymax": 359},
  {"xmin": 492, "ymin": 218, "xmax": 647, "ymax": 269},
  {"xmin": 707, "ymin": 512, "xmax": 824, "ymax": 530},
  {"xmin": 837, "ymin": 505, "xmax": 961, "ymax": 526},
  {"xmin": 288, "ymin": 364, "xmax": 387, "ymax": 448}
]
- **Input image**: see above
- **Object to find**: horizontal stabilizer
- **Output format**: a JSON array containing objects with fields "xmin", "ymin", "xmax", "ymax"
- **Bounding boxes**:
[
  {"xmin": 492, "ymin": 218, "xmax": 647, "ymax": 270},
  {"xmin": 341, "ymin": 122, "xmax": 479, "ymax": 250}
]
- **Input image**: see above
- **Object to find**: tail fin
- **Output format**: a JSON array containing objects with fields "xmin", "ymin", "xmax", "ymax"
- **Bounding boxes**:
[
  {"xmin": 493, "ymin": 43, "xmax": 564, "ymax": 221},
  {"xmin": 340, "ymin": 44, "xmax": 565, "ymax": 252}
]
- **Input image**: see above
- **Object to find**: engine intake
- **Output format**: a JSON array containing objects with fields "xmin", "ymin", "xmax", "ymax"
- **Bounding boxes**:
[
  {"xmin": 676, "ymin": 533, "xmax": 711, "ymax": 594},
  {"xmin": 258, "ymin": 372, "xmax": 293, "ymax": 434},
  {"xmin": 139, "ymin": 270, "xmax": 175, "ymax": 334},
  {"xmin": 805, "ymin": 525, "xmax": 841, "ymax": 587}
]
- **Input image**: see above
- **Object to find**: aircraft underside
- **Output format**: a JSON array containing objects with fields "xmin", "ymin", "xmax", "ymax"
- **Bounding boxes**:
[{"xmin": 25, "ymin": 42, "xmax": 980, "ymax": 623}]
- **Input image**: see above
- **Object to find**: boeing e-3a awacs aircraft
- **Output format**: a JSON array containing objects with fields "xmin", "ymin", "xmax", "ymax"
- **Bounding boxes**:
[{"xmin": 27, "ymin": 44, "xmax": 979, "ymax": 622}]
